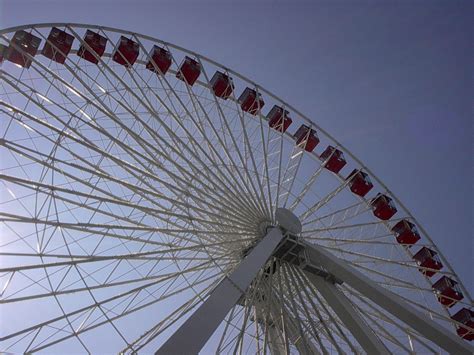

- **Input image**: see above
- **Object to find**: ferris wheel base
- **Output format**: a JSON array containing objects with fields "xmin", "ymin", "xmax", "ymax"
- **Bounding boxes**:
[{"xmin": 154, "ymin": 227, "xmax": 472, "ymax": 354}]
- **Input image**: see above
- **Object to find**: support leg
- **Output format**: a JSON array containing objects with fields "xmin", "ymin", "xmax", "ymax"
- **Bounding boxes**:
[
  {"xmin": 303, "ymin": 241, "xmax": 473, "ymax": 354},
  {"xmin": 156, "ymin": 228, "xmax": 284, "ymax": 355},
  {"xmin": 267, "ymin": 322, "xmax": 288, "ymax": 355},
  {"xmin": 269, "ymin": 306, "xmax": 321, "ymax": 355},
  {"xmin": 253, "ymin": 285, "xmax": 322, "ymax": 355},
  {"xmin": 306, "ymin": 273, "xmax": 389, "ymax": 354}
]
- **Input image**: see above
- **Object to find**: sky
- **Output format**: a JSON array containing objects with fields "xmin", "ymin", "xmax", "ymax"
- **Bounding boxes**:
[{"xmin": 0, "ymin": 0, "xmax": 472, "ymax": 306}]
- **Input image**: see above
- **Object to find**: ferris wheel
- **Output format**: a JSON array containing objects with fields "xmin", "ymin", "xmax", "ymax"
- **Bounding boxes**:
[{"xmin": 0, "ymin": 23, "xmax": 472, "ymax": 354}]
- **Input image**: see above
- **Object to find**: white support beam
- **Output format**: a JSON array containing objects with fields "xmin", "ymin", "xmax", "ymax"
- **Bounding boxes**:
[
  {"xmin": 253, "ymin": 301, "xmax": 288, "ymax": 355},
  {"xmin": 266, "ymin": 321, "xmax": 288, "ymax": 355},
  {"xmin": 268, "ymin": 286, "xmax": 322, "ymax": 355},
  {"xmin": 255, "ymin": 305, "xmax": 286, "ymax": 355},
  {"xmin": 255, "ymin": 297, "xmax": 322, "ymax": 355},
  {"xmin": 302, "ymin": 241, "xmax": 473, "ymax": 354},
  {"xmin": 270, "ymin": 306, "xmax": 321, "ymax": 355},
  {"xmin": 155, "ymin": 227, "xmax": 285, "ymax": 355},
  {"xmin": 306, "ymin": 273, "xmax": 390, "ymax": 354}
]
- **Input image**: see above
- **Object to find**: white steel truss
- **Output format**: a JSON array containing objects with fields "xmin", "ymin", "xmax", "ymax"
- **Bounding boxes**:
[{"xmin": 0, "ymin": 23, "xmax": 472, "ymax": 354}]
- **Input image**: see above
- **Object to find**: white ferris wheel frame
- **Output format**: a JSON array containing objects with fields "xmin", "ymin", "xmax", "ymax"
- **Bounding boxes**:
[{"xmin": 0, "ymin": 22, "xmax": 472, "ymax": 354}]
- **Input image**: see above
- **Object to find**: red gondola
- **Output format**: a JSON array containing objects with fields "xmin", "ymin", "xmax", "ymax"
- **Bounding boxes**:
[
  {"xmin": 77, "ymin": 30, "xmax": 107, "ymax": 64},
  {"xmin": 371, "ymin": 193, "xmax": 397, "ymax": 220},
  {"xmin": 112, "ymin": 36, "xmax": 139, "ymax": 67},
  {"xmin": 176, "ymin": 56, "xmax": 201, "ymax": 86},
  {"xmin": 267, "ymin": 105, "xmax": 292, "ymax": 133},
  {"xmin": 432, "ymin": 276, "xmax": 463, "ymax": 308},
  {"xmin": 294, "ymin": 125, "xmax": 319, "ymax": 152},
  {"xmin": 320, "ymin": 146, "xmax": 346, "ymax": 173},
  {"xmin": 210, "ymin": 71, "xmax": 234, "ymax": 99},
  {"xmin": 412, "ymin": 246, "xmax": 443, "ymax": 277},
  {"xmin": 42, "ymin": 27, "xmax": 74, "ymax": 64},
  {"xmin": 238, "ymin": 87, "xmax": 264, "ymax": 115},
  {"xmin": 6, "ymin": 30, "xmax": 41, "ymax": 68},
  {"xmin": 391, "ymin": 220, "xmax": 420, "ymax": 245},
  {"xmin": 146, "ymin": 45, "xmax": 172, "ymax": 75},
  {"xmin": 451, "ymin": 308, "xmax": 474, "ymax": 341},
  {"xmin": 346, "ymin": 169, "xmax": 373, "ymax": 197}
]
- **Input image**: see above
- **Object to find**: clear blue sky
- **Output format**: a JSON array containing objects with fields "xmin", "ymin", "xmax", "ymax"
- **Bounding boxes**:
[{"xmin": 1, "ymin": 0, "xmax": 471, "ymax": 295}]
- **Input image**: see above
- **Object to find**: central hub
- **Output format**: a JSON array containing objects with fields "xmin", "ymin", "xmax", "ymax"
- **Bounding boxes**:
[
  {"xmin": 271, "ymin": 207, "xmax": 304, "ymax": 264},
  {"xmin": 275, "ymin": 207, "xmax": 302, "ymax": 235},
  {"xmin": 272, "ymin": 208, "xmax": 343, "ymax": 285}
]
